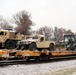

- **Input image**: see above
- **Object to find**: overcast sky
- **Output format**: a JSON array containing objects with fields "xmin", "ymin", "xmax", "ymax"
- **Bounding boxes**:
[{"xmin": 0, "ymin": 0, "xmax": 76, "ymax": 32}]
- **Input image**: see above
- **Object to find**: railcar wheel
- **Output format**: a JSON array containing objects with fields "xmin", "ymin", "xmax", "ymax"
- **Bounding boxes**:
[
  {"xmin": 26, "ymin": 58, "xmax": 30, "ymax": 61},
  {"xmin": 5, "ymin": 40, "xmax": 15, "ymax": 49},
  {"xmin": 34, "ymin": 57, "xmax": 40, "ymax": 62},
  {"xmin": 29, "ymin": 43, "xmax": 37, "ymax": 50}
]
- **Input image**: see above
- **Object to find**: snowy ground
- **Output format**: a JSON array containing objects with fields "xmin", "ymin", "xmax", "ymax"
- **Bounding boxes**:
[{"xmin": 0, "ymin": 60, "xmax": 76, "ymax": 75}]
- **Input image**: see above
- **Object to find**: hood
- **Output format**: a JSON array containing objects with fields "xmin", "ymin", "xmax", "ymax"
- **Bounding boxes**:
[{"xmin": 21, "ymin": 38, "xmax": 37, "ymax": 42}]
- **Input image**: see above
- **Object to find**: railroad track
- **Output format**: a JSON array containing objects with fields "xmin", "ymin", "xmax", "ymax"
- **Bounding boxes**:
[{"xmin": 0, "ymin": 55, "xmax": 76, "ymax": 66}]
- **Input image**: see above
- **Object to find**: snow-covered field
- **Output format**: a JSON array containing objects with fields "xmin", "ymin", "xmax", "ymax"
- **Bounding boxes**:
[{"xmin": 0, "ymin": 60, "xmax": 76, "ymax": 75}]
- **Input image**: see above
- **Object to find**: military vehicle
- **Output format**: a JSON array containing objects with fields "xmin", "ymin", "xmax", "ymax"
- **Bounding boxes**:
[
  {"xmin": 0, "ymin": 29, "xmax": 24, "ymax": 49},
  {"xmin": 17, "ymin": 35, "xmax": 55, "ymax": 51},
  {"xmin": 64, "ymin": 34, "xmax": 76, "ymax": 50}
]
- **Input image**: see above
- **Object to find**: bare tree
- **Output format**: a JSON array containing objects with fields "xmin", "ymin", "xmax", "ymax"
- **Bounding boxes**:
[
  {"xmin": 36, "ymin": 26, "xmax": 53, "ymax": 40},
  {"xmin": 65, "ymin": 29, "xmax": 74, "ymax": 34},
  {"xmin": 54, "ymin": 27, "xmax": 74, "ymax": 42},
  {"xmin": 0, "ymin": 15, "xmax": 12, "ymax": 30},
  {"xmin": 13, "ymin": 10, "xmax": 33, "ymax": 35}
]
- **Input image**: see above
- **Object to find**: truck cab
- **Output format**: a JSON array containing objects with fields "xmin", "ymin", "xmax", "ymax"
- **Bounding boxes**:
[{"xmin": 0, "ymin": 29, "xmax": 23, "ymax": 49}]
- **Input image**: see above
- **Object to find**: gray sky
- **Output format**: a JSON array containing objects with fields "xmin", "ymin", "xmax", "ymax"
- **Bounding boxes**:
[{"xmin": 0, "ymin": 0, "xmax": 76, "ymax": 32}]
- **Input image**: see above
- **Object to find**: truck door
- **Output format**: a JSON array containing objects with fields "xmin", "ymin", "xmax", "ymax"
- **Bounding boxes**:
[
  {"xmin": 0, "ymin": 31, "xmax": 6, "ymax": 42},
  {"xmin": 38, "ymin": 37, "xmax": 44, "ymax": 47}
]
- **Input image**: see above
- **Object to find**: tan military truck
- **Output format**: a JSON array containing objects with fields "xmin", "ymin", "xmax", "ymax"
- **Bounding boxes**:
[
  {"xmin": 0, "ymin": 29, "xmax": 24, "ymax": 49},
  {"xmin": 17, "ymin": 35, "xmax": 55, "ymax": 51}
]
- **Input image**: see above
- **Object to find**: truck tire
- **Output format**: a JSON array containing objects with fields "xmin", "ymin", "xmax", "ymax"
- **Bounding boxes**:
[
  {"xmin": 49, "ymin": 43, "xmax": 54, "ymax": 51},
  {"xmin": 5, "ymin": 40, "xmax": 15, "ymax": 49},
  {"xmin": 29, "ymin": 43, "xmax": 37, "ymax": 50}
]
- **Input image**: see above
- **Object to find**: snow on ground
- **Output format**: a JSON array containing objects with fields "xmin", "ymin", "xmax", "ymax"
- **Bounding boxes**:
[{"xmin": 0, "ymin": 60, "xmax": 76, "ymax": 75}]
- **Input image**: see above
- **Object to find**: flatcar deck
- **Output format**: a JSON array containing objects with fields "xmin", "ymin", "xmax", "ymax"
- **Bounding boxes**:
[{"xmin": 0, "ymin": 49, "xmax": 76, "ymax": 65}]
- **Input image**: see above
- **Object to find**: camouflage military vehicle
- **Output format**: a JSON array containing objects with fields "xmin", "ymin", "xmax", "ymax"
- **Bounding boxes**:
[
  {"xmin": 17, "ymin": 35, "xmax": 55, "ymax": 51},
  {"xmin": 0, "ymin": 29, "xmax": 24, "ymax": 49}
]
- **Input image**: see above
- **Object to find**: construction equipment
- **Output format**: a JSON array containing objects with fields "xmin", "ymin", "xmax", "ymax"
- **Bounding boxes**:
[
  {"xmin": 0, "ymin": 29, "xmax": 24, "ymax": 49},
  {"xmin": 17, "ymin": 35, "xmax": 55, "ymax": 51},
  {"xmin": 64, "ymin": 34, "xmax": 76, "ymax": 50}
]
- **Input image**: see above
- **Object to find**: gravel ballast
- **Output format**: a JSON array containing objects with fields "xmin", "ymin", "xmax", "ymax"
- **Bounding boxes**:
[{"xmin": 0, "ymin": 60, "xmax": 76, "ymax": 75}]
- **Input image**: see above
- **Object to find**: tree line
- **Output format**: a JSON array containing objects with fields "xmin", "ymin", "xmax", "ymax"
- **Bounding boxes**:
[{"xmin": 0, "ymin": 10, "xmax": 74, "ymax": 42}]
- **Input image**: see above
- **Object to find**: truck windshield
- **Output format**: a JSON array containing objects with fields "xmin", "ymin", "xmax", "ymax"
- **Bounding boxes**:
[
  {"xmin": 32, "ymin": 36, "xmax": 38, "ymax": 39},
  {"xmin": 64, "ymin": 34, "xmax": 75, "ymax": 43},
  {"xmin": 0, "ymin": 31, "xmax": 4, "ymax": 35},
  {"xmin": 26, "ymin": 37, "xmax": 32, "ymax": 39}
]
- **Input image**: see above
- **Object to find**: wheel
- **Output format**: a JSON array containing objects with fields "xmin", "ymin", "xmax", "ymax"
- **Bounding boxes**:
[
  {"xmin": 26, "ymin": 58, "xmax": 30, "ymax": 61},
  {"xmin": 34, "ymin": 57, "xmax": 40, "ymax": 62},
  {"xmin": 29, "ymin": 43, "xmax": 37, "ymax": 50},
  {"xmin": 5, "ymin": 40, "xmax": 15, "ymax": 49},
  {"xmin": 49, "ymin": 43, "xmax": 54, "ymax": 51},
  {"xmin": 45, "ymin": 55, "xmax": 50, "ymax": 61}
]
